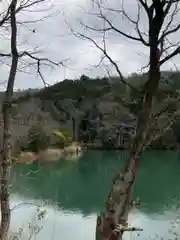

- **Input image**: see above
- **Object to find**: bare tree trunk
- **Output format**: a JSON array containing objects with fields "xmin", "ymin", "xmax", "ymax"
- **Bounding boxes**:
[
  {"xmin": 96, "ymin": 69, "xmax": 160, "ymax": 240},
  {"xmin": 95, "ymin": 13, "xmax": 162, "ymax": 240},
  {"xmin": 72, "ymin": 117, "xmax": 76, "ymax": 141},
  {"xmin": 74, "ymin": 0, "xmax": 180, "ymax": 238},
  {"xmin": 0, "ymin": 1, "xmax": 18, "ymax": 239},
  {"xmin": 0, "ymin": 104, "xmax": 13, "ymax": 240}
]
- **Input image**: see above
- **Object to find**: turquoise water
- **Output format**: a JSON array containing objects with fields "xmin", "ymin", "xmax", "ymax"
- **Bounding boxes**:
[{"xmin": 9, "ymin": 151, "xmax": 180, "ymax": 239}]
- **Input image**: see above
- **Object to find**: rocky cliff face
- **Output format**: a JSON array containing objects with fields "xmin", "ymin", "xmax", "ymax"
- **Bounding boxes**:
[
  {"xmin": 0, "ymin": 74, "xmax": 179, "ymax": 150},
  {"xmin": 0, "ymin": 95, "xmax": 60, "ymax": 151},
  {"xmin": 0, "ymin": 90, "xmax": 135, "ymax": 150}
]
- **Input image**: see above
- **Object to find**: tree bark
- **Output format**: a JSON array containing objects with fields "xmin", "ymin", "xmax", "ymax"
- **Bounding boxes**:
[
  {"xmin": 95, "ymin": 10, "xmax": 162, "ymax": 239},
  {"xmin": 0, "ymin": 1, "xmax": 18, "ymax": 239},
  {"xmin": 95, "ymin": 70, "xmax": 160, "ymax": 240},
  {"xmin": 0, "ymin": 102, "xmax": 13, "ymax": 240}
]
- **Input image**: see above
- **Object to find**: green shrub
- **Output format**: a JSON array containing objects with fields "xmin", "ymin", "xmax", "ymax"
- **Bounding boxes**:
[{"xmin": 52, "ymin": 129, "xmax": 72, "ymax": 148}]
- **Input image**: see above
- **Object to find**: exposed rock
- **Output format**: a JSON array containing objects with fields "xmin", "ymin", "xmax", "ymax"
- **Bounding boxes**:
[
  {"xmin": 37, "ymin": 148, "xmax": 63, "ymax": 161},
  {"xmin": 15, "ymin": 151, "xmax": 37, "ymax": 164}
]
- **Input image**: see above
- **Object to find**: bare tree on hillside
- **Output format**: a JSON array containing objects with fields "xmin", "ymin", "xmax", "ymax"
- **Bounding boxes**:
[
  {"xmin": 0, "ymin": 1, "xmax": 65, "ymax": 239},
  {"xmin": 71, "ymin": 0, "xmax": 180, "ymax": 239}
]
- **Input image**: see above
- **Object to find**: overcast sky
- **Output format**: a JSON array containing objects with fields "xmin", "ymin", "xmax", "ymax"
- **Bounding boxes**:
[{"xmin": 0, "ymin": 0, "xmax": 180, "ymax": 90}]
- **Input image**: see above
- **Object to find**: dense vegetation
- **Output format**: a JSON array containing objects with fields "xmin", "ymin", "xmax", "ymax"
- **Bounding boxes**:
[
  {"xmin": 12, "ymin": 71, "xmax": 180, "ymax": 150},
  {"xmin": 16, "ymin": 71, "xmax": 180, "ymax": 106}
]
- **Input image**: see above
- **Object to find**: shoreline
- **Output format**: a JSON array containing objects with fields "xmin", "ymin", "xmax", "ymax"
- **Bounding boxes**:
[
  {"xmin": 13, "ymin": 142, "xmax": 83, "ymax": 164},
  {"xmin": 84, "ymin": 145, "xmax": 179, "ymax": 151},
  {"xmin": 13, "ymin": 144, "xmax": 180, "ymax": 164}
]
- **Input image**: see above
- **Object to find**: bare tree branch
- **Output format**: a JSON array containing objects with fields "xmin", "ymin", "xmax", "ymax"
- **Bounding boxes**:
[
  {"xmin": 69, "ymin": 27, "xmax": 138, "ymax": 92},
  {"xmin": 152, "ymin": 95, "xmax": 180, "ymax": 119},
  {"xmin": 96, "ymin": 1, "xmax": 149, "ymax": 46},
  {"xmin": 0, "ymin": 53, "xmax": 11, "ymax": 57},
  {"xmin": 160, "ymin": 46, "xmax": 180, "ymax": 65},
  {"xmin": 0, "ymin": 0, "xmax": 18, "ymax": 239},
  {"xmin": 0, "ymin": 1, "xmax": 67, "ymax": 238},
  {"xmin": 160, "ymin": 22, "xmax": 180, "ymax": 44},
  {"xmin": 16, "ymin": 0, "xmax": 46, "ymax": 13},
  {"xmin": 85, "ymin": 1, "xmax": 180, "ymax": 239},
  {"xmin": 138, "ymin": 0, "xmax": 150, "ymax": 17},
  {"xmin": 0, "ymin": 0, "xmax": 46, "ymax": 27},
  {"xmin": 17, "ymin": 51, "xmax": 66, "ymax": 86},
  {"xmin": 163, "ymin": 0, "xmax": 178, "ymax": 17},
  {"xmin": 144, "ymin": 110, "xmax": 179, "ymax": 149},
  {"xmin": 91, "ymin": 1, "xmax": 149, "ymax": 46},
  {"xmin": 161, "ymin": 1, "xmax": 179, "ymax": 36}
]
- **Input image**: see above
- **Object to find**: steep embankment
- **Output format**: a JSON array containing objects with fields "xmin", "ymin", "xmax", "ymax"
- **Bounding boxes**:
[{"xmin": 0, "ymin": 72, "xmax": 179, "ymax": 150}]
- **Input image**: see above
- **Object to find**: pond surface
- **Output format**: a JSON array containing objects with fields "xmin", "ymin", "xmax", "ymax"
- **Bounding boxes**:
[{"xmin": 9, "ymin": 151, "xmax": 180, "ymax": 239}]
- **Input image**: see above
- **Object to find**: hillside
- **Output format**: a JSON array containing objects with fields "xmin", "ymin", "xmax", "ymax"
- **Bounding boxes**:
[{"xmin": 0, "ymin": 72, "xmax": 180, "ymax": 150}]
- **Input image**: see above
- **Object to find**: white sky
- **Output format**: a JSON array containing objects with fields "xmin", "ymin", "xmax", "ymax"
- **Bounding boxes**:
[{"xmin": 0, "ymin": 0, "xmax": 180, "ymax": 90}]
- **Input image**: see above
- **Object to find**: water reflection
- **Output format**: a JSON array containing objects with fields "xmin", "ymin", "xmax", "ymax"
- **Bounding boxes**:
[
  {"xmin": 10, "ymin": 195, "xmax": 96, "ymax": 240},
  {"xmin": 10, "ymin": 195, "xmax": 180, "ymax": 240},
  {"xmin": 11, "ymin": 151, "xmax": 180, "ymax": 215},
  {"xmin": 9, "ymin": 150, "xmax": 180, "ymax": 239}
]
